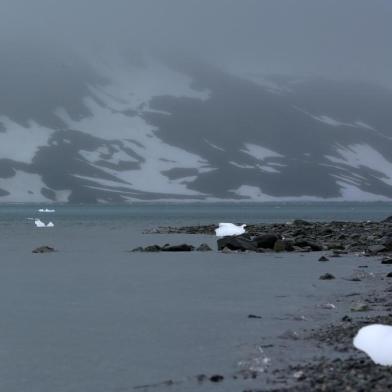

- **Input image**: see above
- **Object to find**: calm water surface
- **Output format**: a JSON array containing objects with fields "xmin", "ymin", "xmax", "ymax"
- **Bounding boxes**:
[{"xmin": 0, "ymin": 203, "xmax": 390, "ymax": 391}]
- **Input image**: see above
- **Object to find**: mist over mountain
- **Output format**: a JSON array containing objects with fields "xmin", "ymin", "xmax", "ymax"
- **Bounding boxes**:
[{"xmin": 1, "ymin": 0, "xmax": 392, "ymax": 203}]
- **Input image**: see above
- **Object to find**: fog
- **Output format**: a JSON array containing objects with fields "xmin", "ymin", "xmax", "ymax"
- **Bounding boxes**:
[{"xmin": 1, "ymin": 0, "xmax": 391, "ymax": 85}]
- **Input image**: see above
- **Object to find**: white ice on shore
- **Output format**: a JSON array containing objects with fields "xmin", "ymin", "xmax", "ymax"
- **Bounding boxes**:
[
  {"xmin": 353, "ymin": 324, "xmax": 392, "ymax": 366},
  {"xmin": 38, "ymin": 208, "xmax": 56, "ymax": 213},
  {"xmin": 215, "ymin": 223, "xmax": 246, "ymax": 237}
]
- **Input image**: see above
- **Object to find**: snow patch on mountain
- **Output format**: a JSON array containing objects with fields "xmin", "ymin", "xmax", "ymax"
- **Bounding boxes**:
[
  {"xmin": 0, "ymin": 171, "xmax": 49, "ymax": 202},
  {"xmin": 54, "ymin": 60, "xmax": 215, "ymax": 197},
  {"xmin": 337, "ymin": 181, "xmax": 391, "ymax": 201},
  {"xmin": 241, "ymin": 143, "xmax": 284, "ymax": 160},
  {"xmin": 231, "ymin": 185, "xmax": 325, "ymax": 202},
  {"xmin": 326, "ymin": 144, "xmax": 392, "ymax": 186},
  {"xmin": 204, "ymin": 138, "xmax": 225, "ymax": 152},
  {"xmin": 0, "ymin": 116, "xmax": 53, "ymax": 163}
]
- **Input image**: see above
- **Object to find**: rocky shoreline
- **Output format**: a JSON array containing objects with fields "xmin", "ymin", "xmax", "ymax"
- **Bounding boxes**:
[
  {"xmin": 139, "ymin": 217, "xmax": 392, "ymax": 391},
  {"xmin": 265, "ymin": 286, "xmax": 392, "ymax": 392},
  {"xmin": 143, "ymin": 217, "xmax": 392, "ymax": 256}
]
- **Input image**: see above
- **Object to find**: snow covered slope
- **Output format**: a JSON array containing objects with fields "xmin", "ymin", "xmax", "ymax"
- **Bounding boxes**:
[{"xmin": 1, "ymin": 51, "xmax": 392, "ymax": 203}]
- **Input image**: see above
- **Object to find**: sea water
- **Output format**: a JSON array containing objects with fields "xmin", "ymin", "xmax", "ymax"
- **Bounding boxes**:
[{"xmin": 0, "ymin": 202, "xmax": 391, "ymax": 391}]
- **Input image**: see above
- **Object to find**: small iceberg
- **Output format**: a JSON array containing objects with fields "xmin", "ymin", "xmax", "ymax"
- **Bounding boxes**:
[
  {"xmin": 38, "ymin": 208, "xmax": 56, "ymax": 213},
  {"xmin": 353, "ymin": 324, "xmax": 392, "ymax": 365},
  {"xmin": 33, "ymin": 219, "xmax": 54, "ymax": 228},
  {"xmin": 215, "ymin": 223, "xmax": 246, "ymax": 237}
]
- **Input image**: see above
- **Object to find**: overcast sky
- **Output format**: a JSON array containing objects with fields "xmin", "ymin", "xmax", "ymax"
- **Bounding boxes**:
[{"xmin": 1, "ymin": 0, "xmax": 391, "ymax": 85}]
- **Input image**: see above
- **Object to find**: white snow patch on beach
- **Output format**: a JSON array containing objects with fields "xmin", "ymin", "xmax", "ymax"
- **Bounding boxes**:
[
  {"xmin": 354, "ymin": 324, "xmax": 392, "ymax": 366},
  {"xmin": 0, "ymin": 117, "xmax": 53, "ymax": 163}
]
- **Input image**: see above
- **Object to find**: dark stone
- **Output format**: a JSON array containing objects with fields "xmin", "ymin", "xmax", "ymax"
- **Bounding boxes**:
[
  {"xmin": 273, "ymin": 239, "xmax": 294, "ymax": 252},
  {"xmin": 217, "ymin": 235, "xmax": 258, "ymax": 251},
  {"xmin": 209, "ymin": 375, "xmax": 224, "ymax": 383},
  {"xmin": 319, "ymin": 273, "xmax": 335, "ymax": 280},
  {"xmin": 327, "ymin": 243, "xmax": 345, "ymax": 250},
  {"xmin": 131, "ymin": 247, "xmax": 143, "ymax": 252},
  {"xmin": 382, "ymin": 257, "xmax": 392, "ymax": 264},
  {"xmin": 161, "ymin": 244, "xmax": 195, "ymax": 252},
  {"xmin": 294, "ymin": 239, "xmax": 323, "ymax": 251},
  {"xmin": 253, "ymin": 234, "xmax": 279, "ymax": 249},
  {"xmin": 196, "ymin": 243, "xmax": 212, "ymax": 251},
  {"xmin": 318, "ymin": 255, "xmax": 329, "ymax": 262},
  {"xmin": 32, "ymin": 246, "xmax": 56, "ymax": 253},
  {"xmin": 382, "ymin": 216, "xmax": 392, "ymax": 223},
  {"xmin": 196, "ymin": 374, "xmax": 207, "ymax": 383},
  {"xmin": 143, "ymin": 245, "xmax": 161, "ymax": 252},
  {"xmin": 367, "ymin": 245, "xmax": 387, "ymax": 255},
  {"xmin": 221, "ymin": 246, "xmax": 234, "ymax": 253},
  {"xmin": 386, "ymin": 272, "xmax": 392, "ymax": 278},
  {"xmin": 382, "ymin": 237, "xmax": 392, "ymax": 250},
  {"xmin": 293, "ymin": 219, "xmax": 312, "ymax": 226},
  {"xmin": 248, "ymin": 314, "xmax": 262, "ymax": 319},
  {"xmin": 341, "ymin": 315, "xmax": 352, "ymax": 322}
]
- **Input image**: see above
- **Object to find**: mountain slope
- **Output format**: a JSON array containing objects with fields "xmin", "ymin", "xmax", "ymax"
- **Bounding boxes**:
[{"xmin": 1, "ymin": 52, "xmax": 392, "ymax": 203}]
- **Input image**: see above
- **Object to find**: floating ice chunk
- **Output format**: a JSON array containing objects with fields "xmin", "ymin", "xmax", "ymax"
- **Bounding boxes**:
[
  {"xmin": 34, "ymin": 219, "xmax": 47, "ymax": 228},
  {"xmin": 353, "ymin": 324, "xmax": 392, "ymax": 365},
  {"xmin": 215, "ymin": 223, "xmax": 246, "ymax": 237},
  {"xmin": 38, "ymin": 208, "xmax": 56, "ymax": 213},
  {"xmin": 33, "ymin": 219, "xmax": 54, "ymax": 228}
]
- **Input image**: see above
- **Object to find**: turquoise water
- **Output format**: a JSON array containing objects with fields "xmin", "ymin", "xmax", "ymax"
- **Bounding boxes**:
[{"xmin": 0, "ymin": 202, "xmax": 391, "ymax": 227}]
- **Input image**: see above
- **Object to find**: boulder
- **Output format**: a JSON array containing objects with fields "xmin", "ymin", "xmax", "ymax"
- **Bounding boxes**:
[
  {"xmin": 318, "ymin": 255, "xmax": 329, "ymax": 262},
  {"xmin": 367, "ymin": 245, "xmax": 387, "ymax": 255},
  {"xmin": 319, "ymin": 273, "xmax": 335, "ymax": 280},
  {"xmin": 273, "ymin": 239, "xmax": 294, "ymax": 252},
  {"xmin": 381, "ymin": 237, "xmax": 392, "ymax": 250},
  {"xmin": 217, "ymin": 235, "xmax": 258, "ymax": 251},
  {"xmin": 381, "ymin": 257, "xmax": 392, "ymax": 264},
  {"xmin": 161, "ymin": 244, "xmax": 195, "ymax": 252},
  {"xmin": 196, "ymin": 243, "xmax": 212, "ymax": 251},
  {"xmin": 327, "ymin": 242, "xmax": 345, "ymax": 250},
  {"xmin": 253, "ymin": 234, "xmax": 279, "ymax": 249},
  {"xmin": 293, "ymin": 219, "xmax": 312, "ymax": 226},
  {"xmin": 143, "ymin": 245, "xmax": 161, "ymax": 252},
  {"xmin": 294, "ymin": 239, "xmax": 323, "ymax": 251},
  {"xmin": 32, "ymin": 245, "xmax": 56, "ymax": 253}
]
